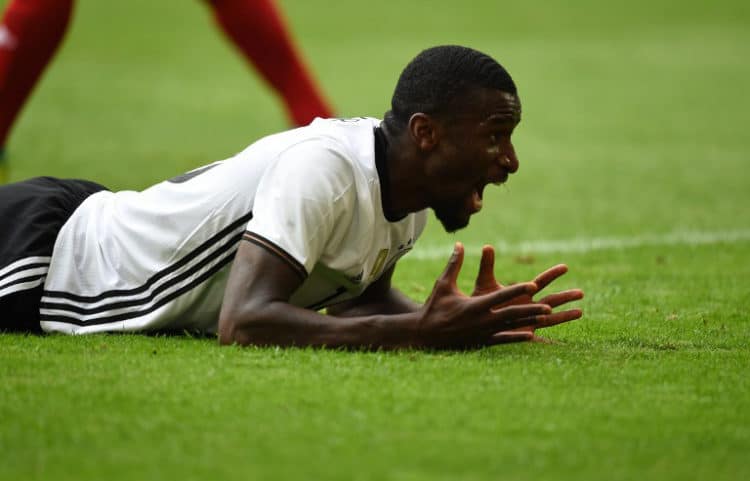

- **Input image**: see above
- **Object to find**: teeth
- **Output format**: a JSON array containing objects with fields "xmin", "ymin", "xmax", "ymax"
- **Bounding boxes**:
[{"xmin": 472, "ymin": 190, "xmax": 483, "ymax": 212}]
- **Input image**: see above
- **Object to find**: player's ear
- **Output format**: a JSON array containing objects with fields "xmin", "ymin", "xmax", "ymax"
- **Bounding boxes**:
[{"xmin": 408, "ymin": 113, "xmax": 439, "ymax": 151}]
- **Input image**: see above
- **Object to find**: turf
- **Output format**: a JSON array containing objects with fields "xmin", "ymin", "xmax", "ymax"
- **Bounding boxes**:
[{"xmin": 1, "ymin": 0, "xmax": 749, "ymax": 480}]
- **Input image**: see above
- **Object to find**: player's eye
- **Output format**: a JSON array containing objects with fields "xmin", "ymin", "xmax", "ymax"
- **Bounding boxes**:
[{"xmin": 486, "ymin": 135, "xmax": 503, "ymax": 156}]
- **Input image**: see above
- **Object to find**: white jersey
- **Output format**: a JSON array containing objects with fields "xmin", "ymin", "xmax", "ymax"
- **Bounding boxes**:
[{"xmin": 40, "ymin": 118, "xmax": 428, "ymax": 334}]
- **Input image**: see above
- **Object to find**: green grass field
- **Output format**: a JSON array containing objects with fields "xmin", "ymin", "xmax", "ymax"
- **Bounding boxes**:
[{"xmin": 1, "ymin": 0, "xmax": 749, "ymax": 480}]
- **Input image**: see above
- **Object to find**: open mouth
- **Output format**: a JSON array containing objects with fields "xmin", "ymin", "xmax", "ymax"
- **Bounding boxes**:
[
  {"xmin": 493, "ymin": 169, "xmax": 509, "ymax": 185},
  {"xmin": 469, "ymin": 172, "xmax": 509, "ymax": 214},
  {"xmin": 469, "ymin": 188, "xmax": 483, "ymax": 213}
]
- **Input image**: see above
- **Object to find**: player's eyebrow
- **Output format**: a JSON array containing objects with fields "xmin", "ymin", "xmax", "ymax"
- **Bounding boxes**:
[{"xmin": 483, "ymin": 112, "xmax": 521, "ymax": 126}]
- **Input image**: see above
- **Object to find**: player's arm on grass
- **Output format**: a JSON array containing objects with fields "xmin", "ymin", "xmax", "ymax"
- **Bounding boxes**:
[
  {"xmin": 218, "ymin": 242, "xmax": 551, "ymax": 349},
  {"xmin": 325, "ymin": 245, "xmax": 585, "ymax": 342},
  {"xmin": 471, "ymin": 245, "xmax": 584, "ymax": 343}
]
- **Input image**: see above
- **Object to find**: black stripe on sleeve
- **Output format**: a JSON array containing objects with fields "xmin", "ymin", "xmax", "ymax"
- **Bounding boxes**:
[
  {"xmin": 39, "ymin": 248, "xmax": 238, "ymax": 326},
  {"xmin": 43, "ymin": 211, "xmax": 253, "ymax": 302},
  {"xmin": 39, "ymin": 229, "xmax": 243, "ymax": 316},
  {"xmin": 242, "ymin": 231, "xmax": 308, "ymax": 281}
]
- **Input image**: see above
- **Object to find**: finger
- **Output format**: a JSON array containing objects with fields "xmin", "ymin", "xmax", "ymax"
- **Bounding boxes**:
[
  {"xmin": 491, "ymin": 313, "xmax": 547, "ymax": 331},
  {"xmin": 538, "ymin": 289, "xmax": 584, "ymax": 308},
  {"xmin": 533, "ymin": 264, "xmax": 568, "ymax": 291},
  {"xmin": 537, "ymin": 308, "xmax": 583, "ymax": 328},
  {"xmin": 493, "ymin": 308, "xmax": 583, "ymax": 333},
  {"xmin": 487, "ymin": 331, "xmax": 534, "ymax": 345},
  {"xmin": 473, "ymin": 245, "xmax": 500, "ymax": 295},
  {"xmin": 438, "ymin": 242, "xmax": 464, "ymax": 287},
  {"xmin": 474, "ymin": 282, "xmax": 537, "ymax": 309},
  {"xmin": 486, "ymin": 303, "xmax": 551, "ymax": 331}
]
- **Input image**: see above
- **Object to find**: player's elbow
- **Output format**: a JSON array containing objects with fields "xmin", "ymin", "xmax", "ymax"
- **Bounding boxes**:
[
  {"xmin": 217, "ymin": 300, "xmax": 277, "ymax": 346},
  {"xmin": 217, "ymin": 303, "xmax": 257, "ymax": 346},
  {"xmin": 217, "ymin": 311, "xmax": 240, "ymax": 345}
]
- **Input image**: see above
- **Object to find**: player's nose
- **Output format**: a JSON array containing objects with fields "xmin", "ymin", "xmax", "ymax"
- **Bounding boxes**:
[{"xmin": 504, "ymin": 141, "xmax": 519, "ymax": 173}]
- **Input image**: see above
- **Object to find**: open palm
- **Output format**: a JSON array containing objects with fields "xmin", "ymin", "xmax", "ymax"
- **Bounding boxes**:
[{"xmin": 471, "ymin": 246, "xmax": 584, "ymax": 344}]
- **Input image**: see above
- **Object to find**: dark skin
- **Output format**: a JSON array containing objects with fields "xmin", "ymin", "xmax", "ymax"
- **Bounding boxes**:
[
  {"xmin": 382, "ymin": 89, "xmax": 522, "ymax": 232},
  {"xmin": 218, "ymin": 88, "xmax": 584, "ymax": 348},
  {"xmin": 473, "ymin": 245, "xmax": 584, "ymax": 343}
]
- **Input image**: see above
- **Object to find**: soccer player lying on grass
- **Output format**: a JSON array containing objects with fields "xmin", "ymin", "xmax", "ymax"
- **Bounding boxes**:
[{"xmin": 0, "ymin": 45, "xmax": 583, "ymax": 348}]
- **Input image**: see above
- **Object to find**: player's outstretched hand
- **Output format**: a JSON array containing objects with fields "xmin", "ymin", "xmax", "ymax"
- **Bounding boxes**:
[
  {"xmin": 471, "ymin": 245, "xmax": 584, "ymax": 344},
  {"xmin": 416, "ymin": 242, "xmax": 552, "ymax": 349}
]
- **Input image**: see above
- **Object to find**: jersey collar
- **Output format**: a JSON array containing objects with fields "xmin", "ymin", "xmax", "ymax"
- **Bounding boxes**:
[{"xmin": 374, "ymin": 126, "xmax": 407, "ymax": 223}]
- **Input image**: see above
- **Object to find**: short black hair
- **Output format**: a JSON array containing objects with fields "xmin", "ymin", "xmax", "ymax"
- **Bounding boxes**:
[{"xmin": 384, "ymin": 45, "xmax": 517, "ymax": 129}]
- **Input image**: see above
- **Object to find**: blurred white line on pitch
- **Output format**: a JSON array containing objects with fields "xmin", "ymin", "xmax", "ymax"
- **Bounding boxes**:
[{"xmin": 407, "ymin": 229, "xmax": 750, "ymax": 260}]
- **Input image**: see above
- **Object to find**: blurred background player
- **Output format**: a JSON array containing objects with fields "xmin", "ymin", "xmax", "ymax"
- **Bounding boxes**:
[{"xmin": 0, "ymin": 0, "xmax": 334, "ymax": 182}]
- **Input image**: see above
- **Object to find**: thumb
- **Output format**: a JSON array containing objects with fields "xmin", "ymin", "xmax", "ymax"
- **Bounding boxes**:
[{"xmin": 439, "ymin": 242, "xmax": 464, "ymax": 287}]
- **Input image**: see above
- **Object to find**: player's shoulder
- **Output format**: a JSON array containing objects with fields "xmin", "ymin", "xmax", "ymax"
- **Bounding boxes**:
[
  {"xmin": 306, "ymin": 117, "xmax": 380, "ymax": 153},
  {"xmin": 306, "ymin": 117, "xmax": 382, "ymax": 173},
  {"xmin": 242, "ymin": 117, "xmax": 377, "ymax": 159},
  {"xmin": 308, "ymin": 116, "xmax": 381, "ymax": 134},
  {"xmin": 264, "ymin": 117, "xmax": 381, "ymax": 177}
]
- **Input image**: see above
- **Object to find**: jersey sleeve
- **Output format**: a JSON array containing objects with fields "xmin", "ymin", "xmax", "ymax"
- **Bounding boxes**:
[{"xmin": 244, "ymin": 140, "xmax": 355, "ymax": 279}]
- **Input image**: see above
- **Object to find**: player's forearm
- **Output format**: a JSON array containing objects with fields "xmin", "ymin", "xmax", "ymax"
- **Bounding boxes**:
[
  {"xmin": 327, "ymin": 288, "xmax": 421, "ymax": 318},
  {"xmin": 219, "ymin": 301, "xmax": 422, "ymax": 349}
]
